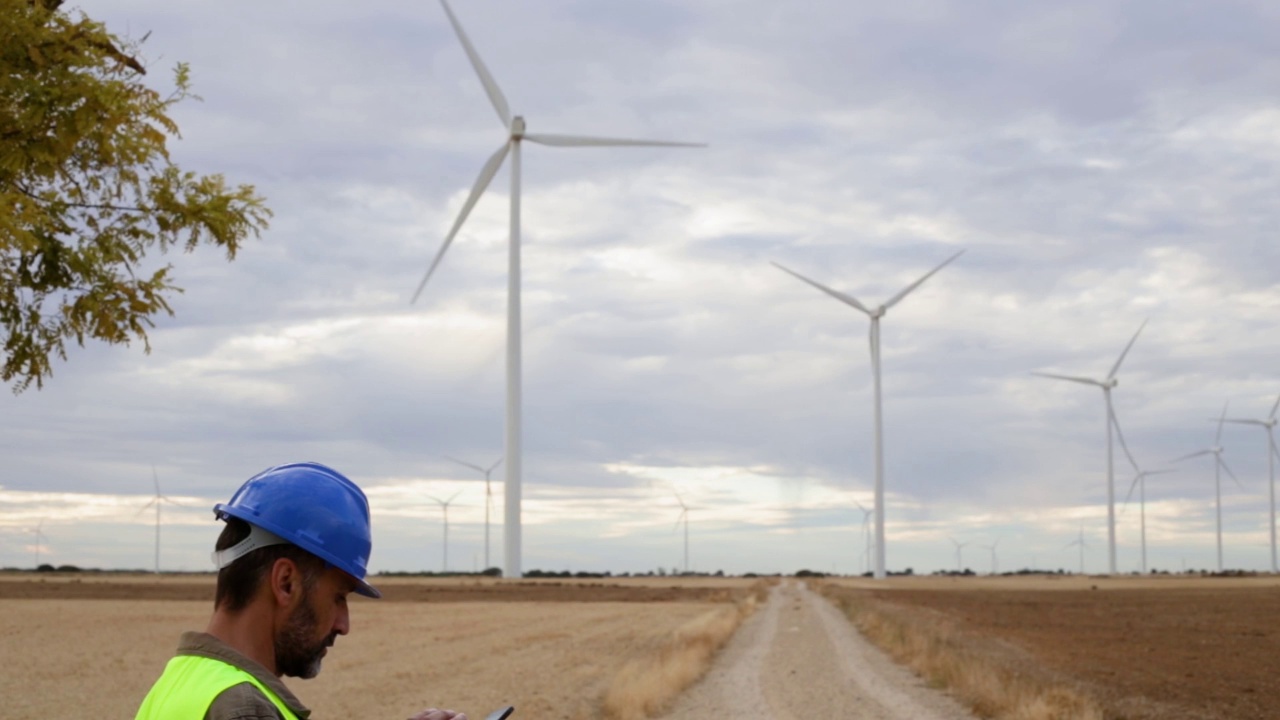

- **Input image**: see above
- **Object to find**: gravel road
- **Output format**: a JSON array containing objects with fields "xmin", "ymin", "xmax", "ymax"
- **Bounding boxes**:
[{"xmin": 661, "ymin": 580, "xmax": 975, "ymax": 720}]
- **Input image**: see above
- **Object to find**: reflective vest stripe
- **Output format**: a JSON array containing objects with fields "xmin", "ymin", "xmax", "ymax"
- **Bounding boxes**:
[{"xmin": 135, "ymin": 654, "xmax": 298, "ymax": 720}]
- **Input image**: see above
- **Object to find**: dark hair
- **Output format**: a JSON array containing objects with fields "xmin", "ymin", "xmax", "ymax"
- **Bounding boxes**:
[{"xmin": 214, "ymin": 517, "xmax": 325, "ymax": 612}]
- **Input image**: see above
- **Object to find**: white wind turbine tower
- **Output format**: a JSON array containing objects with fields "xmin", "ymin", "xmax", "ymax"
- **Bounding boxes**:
[
  {"xmin": 1065, "ymin": 526, "xmax": 1089, "ymax": 574},
  {"xmin": 414, "ymin": 0, "xmax": 703, "ymax": 579},
  {"xmin": 855, "ymin": 502, "xmax": 874, "ymax": 576},
  {"xmin": 1033, "ymin": 319, "xmax": 1146, "ymax": 575},
  {"xmin": 950, "ymin": 538, "xmax": 970, "ymax": 573},
  {"xmin": 444, "ymin": 456, "xmax": 503, "ymax": 571},
  {"xmin": 980, "ymin": 539, "xmax": 1000, "ymax": 575},
  {"xmin": 1173, "ymin": 402, "xmax": 1242, "ymax": 572},
  {"xmin": 773, "ymin": 250, "xmax": 965, "ymax": 579},
  {"xmin": 1222, "ymin": 394, "xmax": 1280, "ymax": 573},
  {"xmin": 427, "ymin": 491, "xmax": 463, "ymax": 573},
  {"xmin": 137, "ymin": 465, "xmax": 182, "ymax": 574}
]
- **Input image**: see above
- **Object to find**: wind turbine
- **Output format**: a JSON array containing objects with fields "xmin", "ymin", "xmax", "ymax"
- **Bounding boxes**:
[
  {"xmin": 1108, "ymin": 414, "xmax": 1172, "ymax": 575},
  {"xmin": 414, "ymin": 0, "xmax": 703, "ymax": 580},
  {"xmin": 672, "ymin": 488, "xmax": 691, "ymax": 575},
  {"xmin": 137, "ymin": 465, "xmax": 182, "ymax": 574},
  {"xmin": 1120, "ymin": 467, "xmax": 1175, "ymax": 574},
  {"xmin": 1033, "ymin": 319, "xmax": 1146, "ymax": 575},
  {"xmin": 1174, "ymin": 402, "xmax": 1242, "ymax": 572},
  {"xmin": 30, "ymin": 520, "xmax": 47, "ymax": 569},
  {"xmin": 444, "ymin": 456, "xmax": 503, "ymax": 571},
  {"xmin": 1065, "ymin": 526, "xmax": 1089, "ymax": 575},
  {"xmin": 950, "ymin": 538, "xmax": 970, "ymax": 573},
  {"xmin": 1222, "ymin": 394, "xmax": 1280, "ymax": 573},
  {"xmin": 979, "ymin": 539, "xmax": 1001, "ymax": 575},
  {"xmin": 855, "ymin": 502, "xmax": 874, "ymax": 576},
  {"xmin": 773, "ymin": 250, "xmax": 965, "ymax": 579},
  {"xmin": 427, "ymin": 491, "xmax": 463, "ymax": 573}
]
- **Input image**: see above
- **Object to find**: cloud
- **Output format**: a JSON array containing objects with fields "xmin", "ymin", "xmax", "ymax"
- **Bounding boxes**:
[{"xmin": 3, "ymin": 0, "xmax": 1279, "ymax": 575}]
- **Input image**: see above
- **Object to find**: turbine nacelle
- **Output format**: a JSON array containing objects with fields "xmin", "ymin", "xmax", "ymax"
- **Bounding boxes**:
[{"xmin": 510, "ymin": 115, "xmax": 526, "ymax": 139}]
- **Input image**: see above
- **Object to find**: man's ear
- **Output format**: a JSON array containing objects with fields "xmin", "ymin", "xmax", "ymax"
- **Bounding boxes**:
[{"xmin": 268, "ymin": 557, "xmax": 303, "ymax": 608}]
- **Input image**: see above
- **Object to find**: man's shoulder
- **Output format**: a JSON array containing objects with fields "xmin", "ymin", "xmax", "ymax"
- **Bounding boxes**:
[{"xmin": 205, "ymin": 681, "xmax": 287, "ymax": 720}]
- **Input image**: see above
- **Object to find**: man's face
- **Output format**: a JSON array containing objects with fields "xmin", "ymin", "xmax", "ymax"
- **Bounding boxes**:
[{"xmin": 275, "ymin": 566, "xmax": 356, "ymax": 679}]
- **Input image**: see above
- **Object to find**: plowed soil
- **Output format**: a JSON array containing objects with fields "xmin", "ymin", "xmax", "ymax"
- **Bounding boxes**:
[{"xmin": 843, "ymin": 578, "xmax": 1280, "ymax": 720}]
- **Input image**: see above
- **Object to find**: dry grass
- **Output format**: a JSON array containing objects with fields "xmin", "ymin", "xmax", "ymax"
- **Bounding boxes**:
[
  {"xmin": 0, "ymin": 590, "xmax": 750, "ymax": 720},
  {"xmin": 601, "ymin": 581, "xmax": 769, "ymax": 720},
  {"xmin": 818, "ymin": 583, "xmax": 1105, "ymax": 720}
]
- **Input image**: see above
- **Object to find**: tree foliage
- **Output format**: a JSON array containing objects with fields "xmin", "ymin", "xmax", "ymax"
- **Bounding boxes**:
[{"xmin": 1, "ymin": 0, "xmax": 271, "ymax": 391}]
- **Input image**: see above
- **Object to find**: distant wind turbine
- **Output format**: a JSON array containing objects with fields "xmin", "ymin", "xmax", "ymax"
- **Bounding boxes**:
[
  {"xmin": 427, "ymin": 491, "xmax": 463, "ymax": 573},
  {"xmin": 855, "ymin": 502, "xmax": 874, "ymax": 576},
  {"xmin": 1065, "ymin": 526, "xmax": 1089, "ymax": 575},
  {"xmin": 1034, "ymin": 319, "xmax": 1146, "ymax": 575},
  {"xmin": 445, "ymin": 456, "xmax": 503, "ymax": 570},
  {"xmin": 773, "ymin": 250, "xmax": 965, "ymax": 579},
  {"xmin": 1222, "ymin": 394, "xmax": 1280, "ymax": 573},
  {"xmin": 30, "ymin": 520, "xmax": 47, "ymax": 569},
  {"xmin": 137, "ymin": 465, "xmax": 182, "ymax": 574},
  {"xmin": 1108, "ymin": 416, "xmax": 1173, "ymax": 575},
  {"xmin": 413, "ymin": 0, "xmax": 704, "ymax": 580},
  {"xmin": 979, "ymin": 539, "xmax": 1001, "ymax": 575},
  {"xmin": 950, "ymin": 538, "xmax": 970, "ymax": 573},
  {"xmin": 672, "ymin": 488, "xmax": 692, "ymax": 574},
  {"xmin": 1120, "ymin": 467, "xmax": 1175, "ymax": 574},
  {"xmin": 1174, "ymin": 402, "xmax": 1242, "ymax": 572}
]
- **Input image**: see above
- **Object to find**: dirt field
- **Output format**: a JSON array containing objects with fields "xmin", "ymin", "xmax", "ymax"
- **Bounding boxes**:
[
  {"xmin": 0, "ymin": 574, "xmax": 753, "ymax": 720},
  {"xmin": 825, "ymin": 574, "xmax": 1280, "ymax": 720}
]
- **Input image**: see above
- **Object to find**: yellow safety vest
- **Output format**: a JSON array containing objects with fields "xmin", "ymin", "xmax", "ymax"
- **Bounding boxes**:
[{"xmin": 134, "ymin": 654, "xmax": 300, "ymax": 720}]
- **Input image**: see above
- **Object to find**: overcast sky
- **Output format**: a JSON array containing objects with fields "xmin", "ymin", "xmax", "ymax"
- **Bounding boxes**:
[{"xmin": 3, "ymin": 0, "xmax": 1279, "ymax": 576}]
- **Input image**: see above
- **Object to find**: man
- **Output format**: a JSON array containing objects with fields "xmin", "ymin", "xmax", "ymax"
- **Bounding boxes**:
[{"xmin": 134, "ymin": 462, "xmax": 467, "ymax": 720}]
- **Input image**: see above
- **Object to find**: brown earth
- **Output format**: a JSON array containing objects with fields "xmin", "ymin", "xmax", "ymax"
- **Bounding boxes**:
[
  {"xmin": 0, "ymin": 574, "xmax": 735, "ymax": 603},
  {"xmin": 0, "ymin": 575, "xmax": 756, "ymax": 720},
  {"xmin": 828, "ymin": 577, "xmax": 1280, "ymax": 720}
]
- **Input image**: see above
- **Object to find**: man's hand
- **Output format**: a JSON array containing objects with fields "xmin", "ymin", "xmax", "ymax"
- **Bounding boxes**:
[{"xmin": 408, "ymin": 709, "xmax": 467, "ymax": 720}]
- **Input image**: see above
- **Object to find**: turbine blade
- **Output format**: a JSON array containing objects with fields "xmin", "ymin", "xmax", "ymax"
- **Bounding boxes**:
[
  {"xmin": 439, "ymin": 0, "xmax": 511, "ymax": 126},
  {"xmin": 1110, "ymin": 407, "xmax": 1140, "ymax": 474},
  {"xmin": 1223, "ymin": 419, "xmax": 1266, "ymax": 427},
  {"xmin": 882, "ymin": 249, "xmax": 965, "ymax": 310},
  {"xmin": 444, "ymin": 456, "xmax": 488, "ymax": 474},
  {"xmin": 672, "ymin": 487, "xmax": 688, "ymax": 509},
  {"xmin": 1216, "ymin": 401, "xmax": 1230, "ymax": 445},
  {"xmin": 1121, "ymin": 472, "xmax": 1142, "ymax": 510},
  {"xmin": 523, "ymin": 133, "xmax": 705, "ymax": 148},
  {"xmin": 486, "ymin": 457, "xmax": 504, "ymax": 473},
  {"xmin": 152, "ymin": 464, "xmax": 160, "ymax": 496},
  {"xmin": 135, "ymin": 499, "xmax": 157, "ymax": 517},
  {"xmin": 1106, "ymin": 318, "xmax": 1147, "ymax": 381},
  {"xmin": 447, "ymin": 490, "xmax": 463, "ymax": 504},
  {"xmin": 412, "ymin": 142, "xmax": 511, "ymax": 303},
  {"xmin": 1031, "ymin": 372, "xmax": 1103, "ymax": 387},
  {"xmin": 771, "ymin": 262, "xmax": 872, "ymax": 314},
  {"xmin": 1270, "ymin": 393, "xmax": 1280, "ymax": 421},
  {"xmin": 1219, "ymin": 456, "xmax": 1240, "ymax": 486},
  {"xmin": 1172, "ymin": 449, "xmax": 1213, "ymax": 463}
]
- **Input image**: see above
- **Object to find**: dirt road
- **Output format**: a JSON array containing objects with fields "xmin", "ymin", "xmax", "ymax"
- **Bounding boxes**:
[{"xmin": 662, "ymin": 580, "xmax": 974, "ymax": 720}]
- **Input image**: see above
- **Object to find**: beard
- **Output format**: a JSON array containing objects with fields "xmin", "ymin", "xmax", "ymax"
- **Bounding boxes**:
[{"xmin": 275, "ymin": 592, "xmax": 336, "ymax": 679}]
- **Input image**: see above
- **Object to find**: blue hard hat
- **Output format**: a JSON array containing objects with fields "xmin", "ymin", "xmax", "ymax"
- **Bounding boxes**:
[{"xmin": 214, "ymin": 462, "xmax": 381, "ymax": 598}]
